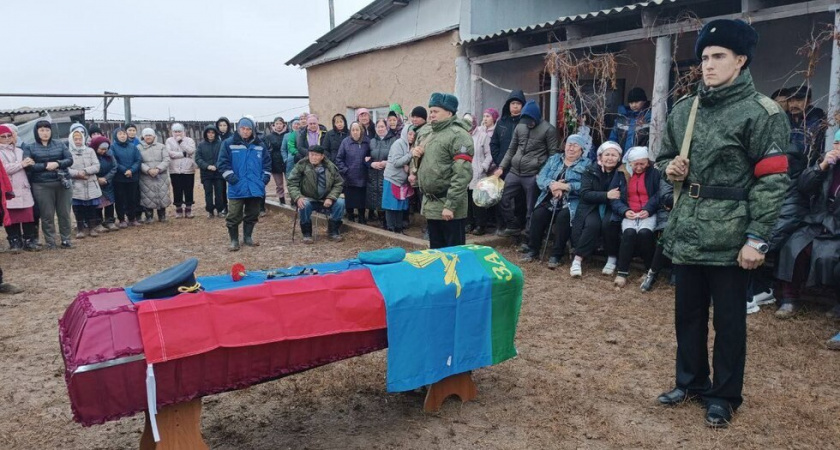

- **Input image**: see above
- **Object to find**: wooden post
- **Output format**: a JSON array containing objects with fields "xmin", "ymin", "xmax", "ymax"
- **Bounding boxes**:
[
  {"xmin": 649, "ymin": 35, "xmax": 672, "ymax": 158},
  {"xmin": 139, "ymin": 398, "xmax": 208, "ymax": 450},
  {"xmin": 423, "ymin": 372, "xmax": 477, "ymax": 413},
  {"xmin": 825, "ymin": 9, "xmax": 840, "ymax": 153}
]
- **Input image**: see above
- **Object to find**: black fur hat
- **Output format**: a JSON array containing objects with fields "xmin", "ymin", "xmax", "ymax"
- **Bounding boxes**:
[{"xmin": 695, "ymin": 19, "xmax": 758, "ymax": 67}]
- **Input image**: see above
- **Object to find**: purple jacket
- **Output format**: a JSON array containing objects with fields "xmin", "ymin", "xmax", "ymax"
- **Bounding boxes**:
[{"xmin": 336, "ymin": 136, "xmax": 370, "ymax": 188}]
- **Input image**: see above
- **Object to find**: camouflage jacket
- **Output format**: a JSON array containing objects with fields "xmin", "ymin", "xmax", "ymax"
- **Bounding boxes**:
[
  {"xmin": 416, "ymin": 116, "xmax": 474, "ymax": 220},
  {"xmin": 654, "ymin": 70, "xmax": 790, "ymax": 266}
]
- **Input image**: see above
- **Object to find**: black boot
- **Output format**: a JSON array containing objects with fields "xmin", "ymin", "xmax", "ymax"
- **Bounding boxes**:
[
  {"xmin": 347, "ymin": 210, "xmax": 357, "ymax": 223},
  {"xmin": 158, "ymin": 208, "xmax": 167, "ymax": 222},
  {"xmin": 8, "ymin": 237, "xmax": 23, "ymax": 254},
  {"xmin": 357, "ymin": 209, "xmax": 367, "ymax": 225},
  {"xmin": 301, "ymin": 222, "xmax": 314, "ymax": 244},
  {"xmin": 328, "ymin": 220, "xmax": 343, "ymax": 242},
  {"xmin": 243, "ymin": 223, "xmax": 260, "ymax": 247},
  {"xmin": 23, "ymin": 238, "xmax": 40, "ymax": 252},
  {"xmin": 227, "ymin": 226, "xmax": 240, "ymax": 252},
  {"xmin": 640, "ymin": 269, "xmax": 659, "ymax": 292},
  {"xmin": 278, "ymin": 197, "xmax": 286, "ymax": 205}
]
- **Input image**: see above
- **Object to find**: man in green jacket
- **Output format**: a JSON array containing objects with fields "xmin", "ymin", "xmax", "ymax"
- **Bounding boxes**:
[
  {"xmin": 288, "ymin": 145, "xmax": 345, "ymax": 243},
  {"xmin": 654, "ymin": 19, "xmax": 790, "ymax": 428},
  {"xmin": 413, "ymin": 93, "xmax": 474, "ymax": 249}
]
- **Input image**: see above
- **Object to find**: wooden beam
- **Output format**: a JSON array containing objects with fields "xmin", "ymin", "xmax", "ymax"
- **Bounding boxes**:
[
  {"xmin": 507, "ymin": 35, "xmax": 527, "ymax": 52},
  {"xmin": 470, "ymin": 0, "xmax": 840, "ymax": 65}
]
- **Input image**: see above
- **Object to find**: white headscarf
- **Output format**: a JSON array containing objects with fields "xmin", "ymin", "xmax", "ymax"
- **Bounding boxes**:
[
  {"xmin": 68, "ymin": 123, "xmax": 88, "ymax": 154},
  {"xmin": 625, "ymin": 146, "xmax": 650, "ymax": 173}
]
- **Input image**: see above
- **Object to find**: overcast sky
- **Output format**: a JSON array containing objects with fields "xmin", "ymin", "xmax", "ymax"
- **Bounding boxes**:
[{"xmin": 2, "ymin": 0, "xmax": 373, "ymax": 122}]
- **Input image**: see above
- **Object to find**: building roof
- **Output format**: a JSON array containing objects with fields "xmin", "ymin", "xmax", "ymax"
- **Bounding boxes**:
[
  {"xmin": 461, "ymin": 0, "xmax": 677, "ymax": 44},
  {"xmin": 287, "ymin": 0, "xmax": 415, "ymax": 66},
  {"xmin": 0, "ymin": 105, "xmax": 89, "ymax": 115}
]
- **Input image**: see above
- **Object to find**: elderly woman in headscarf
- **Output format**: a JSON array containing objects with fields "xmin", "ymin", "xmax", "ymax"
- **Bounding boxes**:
[
  {"xmin": 336, "ymin": 121, "xmax": 370, "ymax": 223},
  {"xmin": 467, "ymin": 108, "xmax": 498, "ymax": 236},
  {"xmin": 90, "ymin": 135, "xmax": 118, "ymax": 233},
  {"xmin": 520, "ymin": 132, "xmax": 590, "ymax": 269},
  {"xmin": 23, "ymin": 120, "xmax": 74, "ymax": 248},
  {"xmin": 138, "ymin": 128, "xmax": 171, "ymax": 223},
  {"xmin": 324, "ymin": 114, "xmax": 348, "ymax": 163},
  {"xmin": 166, "ymin": 123, "xmax": 197, "ymax": 218},
  {"xmin": 366, "ymin": 118, "xmax": 396, "ymax": 228},
  {"xmin": 67, "ymin": 124, "xmax": 102, "ymax": 238},
  {"xmin": 383, "ymin": 125, "xmax": 416, "ymax": 233},
  {"xmin": 0, "ymin": 124, "xmax": 37, "ymax": 251},
  {"xmin": 608, "ymin": 146, "xmax": 661, "ymax": 288},
  {"xmin": 387, "ymin": 110, "xmax": 404, "ymax": 138},
  {"xmin": 355, "ymin": 108, "xmax": 375, "ymax": 139},
  {"xmin": 570, "ymin": 141, "xmax": 625, "ymax": 278}
]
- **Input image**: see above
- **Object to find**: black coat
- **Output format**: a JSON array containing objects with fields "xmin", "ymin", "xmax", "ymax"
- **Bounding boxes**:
[
  {"xmin": 489, "ymin": 90, "xmax": 526, "ymax": 166},
  {"xmin": 264, "ymin": 129, "xmax": 288, "ymax": 174},
  {"xmin": 571, "ymin": 163, "xmax": 621, "ymax": 242},
  {"xmin": 776, "ymin": 160, "xmax": 840, "ymax": 287},
  {"xmin": 768, "ymin": 151, "xmax": 810, "ymax": 252},
  {"xmin": 195, "ymin": 125, "xmax": 223, "ymax": 182},
  {"xmin": 324, "ymin": 129, "xmax": 348, "ymax": 163}
]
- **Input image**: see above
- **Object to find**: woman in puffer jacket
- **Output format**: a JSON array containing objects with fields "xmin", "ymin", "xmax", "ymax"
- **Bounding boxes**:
[
  {"xmin": 0, "ymin": 124, "xmax": 37, "ymax": 251},
  {"xmin": 138, "ymin": 128, "xmax": 171, "ymax": 223},
  {"xmin": 166, "ymin": 123, "xmax": 197, "ymax": 218},
  {"xmin": 67, "ymin": 123, "xmax": 102, "ymax": 238}
]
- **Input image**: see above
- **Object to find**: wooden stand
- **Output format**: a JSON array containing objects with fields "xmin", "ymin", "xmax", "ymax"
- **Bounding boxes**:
[
  {"xmin": 423, "ymin": 372, "xmax": 477, "ymax": 413},
  {"xmin": 139, "ymin": 398, "xmax": 208, "ymax": 450}
]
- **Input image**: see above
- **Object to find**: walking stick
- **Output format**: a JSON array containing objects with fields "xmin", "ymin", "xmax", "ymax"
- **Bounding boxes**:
[
  {"xmin": 292, "ymin": 207, "xmax": 299, "ymax": 243},
  {"xmin": 540, "ymin": 198, "xmax": 559, "ymax": 262}
]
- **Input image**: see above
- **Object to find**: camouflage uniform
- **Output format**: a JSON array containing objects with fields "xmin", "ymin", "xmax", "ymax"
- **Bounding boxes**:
[{"xmin": 654, "ymin": 69, "xmax": 789, "ymax": 412}]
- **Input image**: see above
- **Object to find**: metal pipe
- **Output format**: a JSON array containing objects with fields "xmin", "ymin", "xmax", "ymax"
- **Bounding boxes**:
[
  {"xmin": 825, "ymin": 10, "xmax": 840, "ymax": 153},
  {"xmin": 549, "ymin": 74, "xmax": 559, "ymax": 127},
  {"xmin": 329, "ymin": 0, "xmax": 336, "ymax": 30},
  {"xmin": 0, "ymin": 93, "xmax": 308, "ymax": 99},
  {"xmin": 124, "ymin": 96, "xmax": 132, "ymax": 123}
]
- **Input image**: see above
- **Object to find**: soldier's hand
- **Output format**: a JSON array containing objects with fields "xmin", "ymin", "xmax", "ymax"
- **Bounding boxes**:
[
  {"xmin": 412, "ymin": 146, "xmax": 425, "ymax": 158},
  {"xmin": 665, "ymin": 156, "xmax": 689, "ymax": 181},
  {"xmin": 441, "ymin": 208, "xmax": 454, "ymax": 221},
  {"xmin": 737, "ymin": 244, "xmax": 765, "ymax": 270}
]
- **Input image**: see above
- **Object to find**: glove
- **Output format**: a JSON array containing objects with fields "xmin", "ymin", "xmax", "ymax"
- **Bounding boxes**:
[
  {"xmin": 226, "ymin": 174, "xmax": 240, "ymax": 185},
  {"xmin": 5, "ymin": 191, "xmax": 14, "ymax": 200},
  {"xmin": 262, "ymin": 174, "xmax": 271, "ymax": 185}
]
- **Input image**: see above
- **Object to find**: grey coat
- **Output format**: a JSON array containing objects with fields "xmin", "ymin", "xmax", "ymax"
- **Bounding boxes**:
[
  {"xmin": 384, "ymin": 137, "xmax": 412, "ymax": 187},
  {"xmin": 366, "ymin": 133, "xmax": 395, "ymax": 210},
  {"xmin": 68, "ymin": 146, "xmax": 102, "ymax": 201},
  {"xmin": 138, "ymin": 141, "xmax": 172, "ymax": 209},
  {"xmin": 499, "ymin": 120, "xmax": 559, "ymax": 177}
]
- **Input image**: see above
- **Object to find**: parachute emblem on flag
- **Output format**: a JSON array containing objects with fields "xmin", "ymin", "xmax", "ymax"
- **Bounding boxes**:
[{"xmin": 403, "ymin": 250, "xmax": 462, "ymax": 297}]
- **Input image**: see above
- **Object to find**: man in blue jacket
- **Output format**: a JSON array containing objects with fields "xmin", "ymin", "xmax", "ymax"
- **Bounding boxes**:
[
  {"xmin": 217, "ymin": 117, "xmax": 271, "ymax": 251},
  {"xmin": 609, "ymin": 87, "xmax": 651, "ymax": 157}
]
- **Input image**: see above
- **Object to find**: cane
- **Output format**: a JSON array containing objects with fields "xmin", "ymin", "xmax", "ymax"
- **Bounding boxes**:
[
  {"xmin": 540, "ymin": 197, "xmax": 559, "ymax": 262},
  {"xmin": 291, "ymin": 207, "xmax": 299, "ymax": 243}
]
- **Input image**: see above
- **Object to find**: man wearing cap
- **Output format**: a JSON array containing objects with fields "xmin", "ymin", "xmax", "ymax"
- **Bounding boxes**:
[
  {"xmin": 493, "ymin": 100, "xmax": 559, "ymax": 236},
  {"xmin": 413, "ymin": 93, "xmax": 473, "ymax": 249},
  {"xmin": 787, "ymin": 85, "xmax": 826, "ymax": 167},
  {"xmin": 217, "ymin": 117, "xmax": 271, "ymax": 251},
  {"xmin": 288, "ymin": 144, "xmax": 345, "ymax": 243},
  {"xmin": 654, "ymin": 19, "xmax": 790, "ymax": 428},
  {"xmin": 609, "ymin": 87, "xmax": 651, "ymax": 156}
]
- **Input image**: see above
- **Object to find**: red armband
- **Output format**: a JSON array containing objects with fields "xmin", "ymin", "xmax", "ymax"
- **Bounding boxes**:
[
  {"xmin": 754, "ymin": 154, "xmax": 788, "ymax": 178},
  {"xmin": 454, "ymin": 154, "xmax": 473, "ymax": 163}
]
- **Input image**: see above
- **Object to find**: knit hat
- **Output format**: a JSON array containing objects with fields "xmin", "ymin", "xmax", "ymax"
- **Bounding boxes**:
[
  {"xmin": 566, "ymin": 134, "xmax": 589, "ymax": 152},
  {"xmin": 355, "ymin": 108, "xmax": 370, "ymax": 120},
  {"xmin": 429, "ymin": 92, "xmax": 459, "ymax": 114},
  {"xmin": 141, "ymin": 128, "xmax": 156, "ymax": 138},
  {"xmin": 0, "ymin": 125, "xmax": 11, "ymax": 136},
  {"xmin": 521, "ymin": 100, "xmax": 541, "ymax": 122},
  {"xmin": 90, "ymin": 136, "xmax": 110, "ymax": 151},
  {"xmin": 596, "ymin": 141, "xmax": 623, "ymax": 157},
  {"xmin": 484, "ymin": 108, "xmax": 500, "ymax": 123},
  {"xmin": 410, "ymin": 106, "xmax": 427, "ymax": 120},
  {"xmin": 89, "ymin": 125, "xmax": 103, "ymax": 135},
  {"xmin": 695, "ymin": 19, "xmax": 758, "ymax": 67},
  {"xmin": 627, "ymin": 87, "xmax": 648, "ymax": 103},
  {"xmin": 626, "ymin": 146, "xmax": 650, "ymax": 163},
  {"xmin": 308, "ymin": 145, "xmax": 325, "ymax": 154},
  {"xmin": 237, "ymin": 117, "xmax": 255, "ymax": 130},
  {"xmin": 171, "ymin": 123, "xmax": 185, "ymax": 132}
]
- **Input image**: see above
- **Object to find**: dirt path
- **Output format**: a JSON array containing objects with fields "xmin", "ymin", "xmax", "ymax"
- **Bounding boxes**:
[{"xmin": 1, "ymin": 181, "xmax": 838, "ymax": 449}]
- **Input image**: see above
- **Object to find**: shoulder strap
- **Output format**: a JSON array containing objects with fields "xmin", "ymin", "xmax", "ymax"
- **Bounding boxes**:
[{"xmin": 672, "ymin": 96, "xmax": 700, "ymax": 205}]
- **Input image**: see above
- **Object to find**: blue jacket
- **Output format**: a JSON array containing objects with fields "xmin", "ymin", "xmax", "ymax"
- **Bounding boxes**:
[
  {"xmin": 534, "ymin": 153, "xmax": 589, "ymax": 220},
  {"xmin": 111, "ymin": 132, "xmax": 142, "ymax": 183},
  {"xmin": 608, "ymin": 105, "xmax": 652, "ymax": 156},
  {"xmin": 96, "ymin": 152, "xmax": 118, "ymax": 202},
  {"xmin": 217, "ymin": 133, "xmax": 271, "ymax": 199}
]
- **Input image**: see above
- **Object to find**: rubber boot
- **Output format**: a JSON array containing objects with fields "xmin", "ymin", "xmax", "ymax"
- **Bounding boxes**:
[
  {"xmin": 23, "ymin": 238, "xmax": 40, "ymax": 252},
  {"xmin": 328, "ymin": 220, "xmax": 343, "ymax": 242},
  {"xmin": 243, "ymin": 223, "xmax": 260, "ymax": 247},
  {"xmin": 301, "ymin": 222, "xmax": 314, "ymax": 244},
  {"xmin": 228, "ymin": 226, "xmax": 240, "ymax": 252}
]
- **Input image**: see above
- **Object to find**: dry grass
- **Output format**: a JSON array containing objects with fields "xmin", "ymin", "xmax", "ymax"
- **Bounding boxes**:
[{"xmin": 0, "ymin": 179, "xmax": 838, "ymax": 449}]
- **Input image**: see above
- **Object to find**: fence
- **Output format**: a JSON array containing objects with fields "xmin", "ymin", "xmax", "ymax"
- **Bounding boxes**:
[{"xmin": 91, "ymin": 120, "xmax": 275, "ymax": 142}]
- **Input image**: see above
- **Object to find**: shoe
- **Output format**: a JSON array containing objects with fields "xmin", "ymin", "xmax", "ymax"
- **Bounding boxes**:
[
  {"xmin": 465, "ymin": 224, "xmax": 474, "ymax": 234},
  {"xmin": 128, "ymin": 220, "xmax": 141, "ymax": 227},
  {"xmin": 8, "ymin": 237, "xmax": 23, "ymax": 254},
  {"xmin": 746, "ymin": 300, "xmax": 760, "ymax": 315},
  {"xmin": 517, "ymin": 243, "xmax": 532, "ymax": 254},
  {"xmin": 88, "ymin": 226, "xmax": 100, "ymax": 238},
  {"xmin": 346, "ymin": 213, "xmax": 357, "ymax": 223},
  {"xmin": 358, "ymin": 215, "xmax": 368, "ymax": 225},
  {"xmin": 207, "ymin": 212, "xmax": 215, "ymax": 219},
  {"xmin": 570, "ymin": 261, "xmax": 582, "ymax": 278},
  {"xmin": 826, "ymin": 305, "xmax": 840, "ymax": 320},
  {"xmin": 60, "ymin": 240, "xmax": 73, "ymax": 249},
  {"xmin": 219, "ymin": 210, "xmax": 227, "ymax": 218},
  {"xmin": 602, "ymin": 262, "xmax": 616, "ymax": 276},
  {"xmin": 614, "ymin": 276, "xmax": 627, "ymax": 288},
  {"xmin": 227, "ymin": 227, "xmax": 240, "ymax": 252},
  {"xmin": 519, "ymin": 252, "xmax": 537, "ymax": 263},
  {"xmin": 119, "ymin": 221, "xmax": 128, "ymax": 229},
  {"xmin": 243, "ymin": 223, "xmax": 260, "ymax": 247},
  {"xmin": 328, "ymin": 220, "xmax": 344, "ymax": 242},
  {"xmin": 175, "ymin": 206, "xmax": 184, "ymax": 218},
  {"xmin": 547, "ymin": 256, "xmax": 562, "ymax": 270},
  {"xmin": 301, "ymin": 222, "xmax": 314, "ymax": 244},
  {"xmin": 775, "ymin": 302, "xmax": 801, "ymax": 319},
  {"xmin": 657, "ymin": 388, "xmax": 697, "ymax": 406},
  {"xmin": 0, "ymin": 283, "xmax": 24, "ymax": 295},
  {"xmin": 640, "ymin": 269, "xmax": 658, "ymax": 292},
  {"xmin": 826, "ymin": 332, "xmax": 840, "ymax": 350},
  {"xmin": 106, "ymin": 222, "xmax": 119, "ymax": 231},
  {"xmin": 93, "ymin": 225, "xmax": 108, "ymax": 234},
  {"xmin": 472, "ymin": 226, "xmax": 486, "ymax": 236},
  {"xmin": 498, "ymin": 227, "xmax": 522, "ymax": 237},
  {"xmin": 75, "ymin": 227, "xmax": 86, "ymax": 239},
  {"xmin": 423, "ymin": 229, "xmax": 429, "ymax": 240},
  {"xmin": 753, "ymin": 288, "xmax": 776, "ymax": 306},
  {"xmin": 23, "ymin": 239, "xmax": 40, "ymax": 252},
  {"xmin": 185, "ymin": 207, "xmax": 194, "ymax": 219},
  {"xmin": 705, "ymin": 403, "xmax": 733, "ymax": 429},
  {"xmin": 259, "ymin": 210, "xmax": 267, "ymax": 218}
]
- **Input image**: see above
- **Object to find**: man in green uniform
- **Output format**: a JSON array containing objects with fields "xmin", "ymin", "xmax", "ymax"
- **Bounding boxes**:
[
  {"xmin": 654, "ymin": 19, "xmax": 790, "ymax": 428},
  {"xmin": 412, "ymin": 93, "xmax": 474, "ymax": 249}
]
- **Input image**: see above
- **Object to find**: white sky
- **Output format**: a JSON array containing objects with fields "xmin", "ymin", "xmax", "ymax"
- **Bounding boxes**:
[{"xmin": 1, "ymin": 0, "xmax": 374, "ymax": 122}]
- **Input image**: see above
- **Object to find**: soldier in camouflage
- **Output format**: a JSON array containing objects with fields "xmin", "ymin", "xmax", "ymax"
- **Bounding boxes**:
[
  {"xmin": 654, "ymin": 19, "xmax": 790, "ymax": 428},
  {"xmin": 413, "ymin": 93, "xmax": 474, "ymax": 249}
]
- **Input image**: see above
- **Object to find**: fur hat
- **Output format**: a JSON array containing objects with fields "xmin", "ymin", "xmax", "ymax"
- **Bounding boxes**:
[
  {"xmin": 627, "ymin": 87, "xmax": 648, "ymax": 103},
  {"xmin": 429, "ymin": 93, "xmax": 459, "ymax": 114},
  {"xmin": 695, "ymin": 19, "xmax": 758, "ymax": 67}
]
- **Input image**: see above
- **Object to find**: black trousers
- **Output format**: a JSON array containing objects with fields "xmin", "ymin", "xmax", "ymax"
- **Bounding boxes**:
[
  {"xmin": 97, "ymin": 204, "xmax": 116, "ymax": 224},
  {"xmin": 674, "ymin": 264, "xmax": 748, "ymax": 410},
  {"xmin": 72, "ymin": 204, "xmax": 99, "ymax": 228},
  {"xmin": 5, "ymin": 222, "xmax": 37, "ymax": 240},
  {"xmin": 202, "ymin": 178, "xmax": 227, "ymax": 213},
  {"xmin": 385, "ymin": 210, "xmax": 404, "ymax": 231},
  {"xmin": 171, "ymin": 174, "xmax": 195, "ymax": 207},
  {"xmin": 466, "ymin": 189, "xmax": 489, "ymax": 228},
  {"xmin": 114, "ymin": 182, "xmax": 140, "ymax": 221},
  {"xmin": 528, "ymin": 203, "xmax": 572, "ymax": 258},
  {"xmin": 649, "ymin": 240, "xmax": 672, "ymax": 273},
  {"xmin": 427, "ymin": 218, "xmax": 466, "ymax": 249},
  {"xmin": 572, "ymin": 211, "xmax": 610, "ymax": 258},
  {"xmin": 617, "ymin": 228, "xmax": 656, "ymax": 276}
]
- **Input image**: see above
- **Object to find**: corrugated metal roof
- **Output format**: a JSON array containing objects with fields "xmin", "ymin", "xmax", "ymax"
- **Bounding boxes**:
[
  {"xmin": 461, "ymin": 0, "xmax": 676, "ymax": 44},
  {"xmin": 286, "ymin": 0, "xmax": 414, "ymax": 66},
  {"xmin": 0, "ymin": 105, "xmax": 89, "ymax": 115}
]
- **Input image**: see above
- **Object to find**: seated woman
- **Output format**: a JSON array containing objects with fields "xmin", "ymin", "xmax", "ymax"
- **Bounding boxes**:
[
  {"xmin": 640, "ymin": 179, "xmax": 674, "ymax": 291},
  {"xmin": 609, "ymin": 147, "xmax": 660, "ymax": 288},
  {"xmin": 570, "ymin": 141, "xmax": 624, "ymax": 277},
  {"xmin": 776, "ymin": 130, "xmax": 840, "ymax": 331},
  {"xmin": 520, "ymin": 133, "xmax": 589, "ymax": 269}
]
